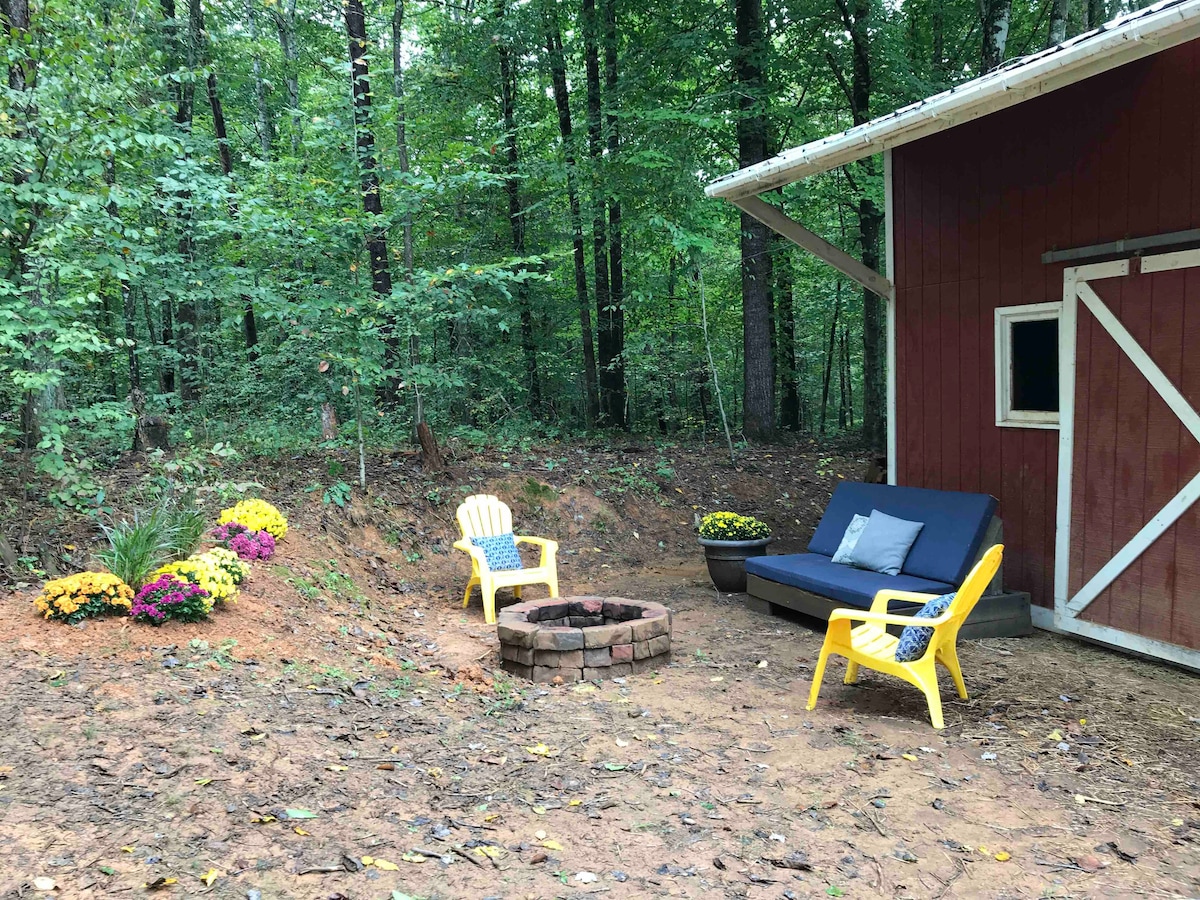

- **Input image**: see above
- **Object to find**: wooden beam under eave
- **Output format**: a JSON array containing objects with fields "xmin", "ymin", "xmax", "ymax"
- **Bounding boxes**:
[{"xmin": 731, "ymin": 194, "xmax": 895, "ymax": 302}]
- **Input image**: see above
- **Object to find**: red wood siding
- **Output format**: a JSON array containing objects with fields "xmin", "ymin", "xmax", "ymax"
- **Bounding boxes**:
[{"xmin": 892, "ymin": 38, "xmax": 1200, "ymax": 640}]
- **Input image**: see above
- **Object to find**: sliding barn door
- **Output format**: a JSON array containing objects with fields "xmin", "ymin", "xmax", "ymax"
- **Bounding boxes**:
[{"xmin": 1054, "ymin": 253, "xmax": 1200, "ymax": 668}]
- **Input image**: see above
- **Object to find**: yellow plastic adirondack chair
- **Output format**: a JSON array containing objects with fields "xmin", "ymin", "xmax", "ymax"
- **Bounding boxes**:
[
  {"xmin": 453, "ymin": 494, "xmax": 559, "ymax": 625},
  {"xmin": 806, "ymin": 544, "xmax": 1004, "ymax": 729}
]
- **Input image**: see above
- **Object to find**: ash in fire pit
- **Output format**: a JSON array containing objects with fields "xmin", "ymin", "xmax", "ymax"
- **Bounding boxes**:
[{"xmin": 497, "ymin": 596, "xmax": 672, "ymax": 683}]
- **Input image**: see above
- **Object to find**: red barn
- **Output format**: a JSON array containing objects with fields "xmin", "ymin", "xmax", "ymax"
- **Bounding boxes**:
[{"xmin": 707, "ymin": 0, "xmax": 1200, "ymax": 669}]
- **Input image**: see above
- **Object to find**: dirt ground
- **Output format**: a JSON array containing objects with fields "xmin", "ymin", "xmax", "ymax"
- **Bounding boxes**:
[{"xmin": 0, "ymin": 441, "xmax": 1198, "ymax": 899}]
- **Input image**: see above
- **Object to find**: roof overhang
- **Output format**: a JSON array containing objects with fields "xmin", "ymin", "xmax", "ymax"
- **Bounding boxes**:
[{"xmin": 706, "ymin": 0, "xmax": 1200, "ymax": 202}]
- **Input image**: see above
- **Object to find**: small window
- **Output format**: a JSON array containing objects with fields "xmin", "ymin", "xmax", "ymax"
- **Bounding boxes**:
[{"xmin": 995, "ymin": 302, "xmax": 1060, "ymax": 428}]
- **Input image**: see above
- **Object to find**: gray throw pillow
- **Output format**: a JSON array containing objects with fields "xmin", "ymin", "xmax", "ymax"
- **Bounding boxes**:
[
  {"xmin": 831, "ymin": 513, "xmax": 870, "ymax": 565},
  {"xmin": 847, "ymin": 510, "xmax": 925, "ymax": 576}
]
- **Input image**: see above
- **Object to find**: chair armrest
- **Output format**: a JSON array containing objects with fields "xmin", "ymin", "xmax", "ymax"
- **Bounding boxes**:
[
  {"xmin": 869, "ymin": 589, "xmax": 940, "ymax": 614},
  {"xmin": 515, "ymin": 535, "xmax": 558, "ymax": 566},
  {"xmin": 830, "ymin": 608, "xmax": 952, "ymax": 628},
  {"xmin": 453, "ymin": 539, "xmax": 490, "ymax": 572}
]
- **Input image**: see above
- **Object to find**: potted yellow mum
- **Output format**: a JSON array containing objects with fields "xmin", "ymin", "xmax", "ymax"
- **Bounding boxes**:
[{"xmin": 697, "ymin": 511, "xmax": 773, "ymax": 592}]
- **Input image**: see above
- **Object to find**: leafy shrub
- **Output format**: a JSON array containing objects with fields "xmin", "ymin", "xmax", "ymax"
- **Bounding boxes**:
[
  {"xmin": 131, "ymin": 574, "xmax": 212, "ymax": 625},
  {"xmin": 201, "ymin": 547, "xmax": 250, "ymax": 586},
  {"xmin": 34, "ymin": 572, "xmax": 134, "ymax": 624},
  {"xmin": 155, "ymin": 555, "xmax": 238, "ymax": 606},
  {"xmin": 697, "ymin": 511, "xmax": 771, "ymax": 541},
  {"xmin": 210, "ymin": 521, "xmax": 276, "ymax": 560},
  {"xmin": 218, "ymin": 499, "xmax": 288, "ymax": 540},
  {"xmin": 96, "ymin": 510, "xmax": 175, "ymax": 589}
]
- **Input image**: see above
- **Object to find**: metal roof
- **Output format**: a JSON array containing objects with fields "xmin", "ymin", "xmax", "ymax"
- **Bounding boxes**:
[{"xmin": 706, "ymin": 0, "xmax": 1200, "ymax": 201}]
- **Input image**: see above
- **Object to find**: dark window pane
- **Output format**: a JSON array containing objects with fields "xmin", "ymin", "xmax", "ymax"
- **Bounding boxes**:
[{"xmin": 1011, "ymin": 318, "xmax": 1059, "ymax": 412}]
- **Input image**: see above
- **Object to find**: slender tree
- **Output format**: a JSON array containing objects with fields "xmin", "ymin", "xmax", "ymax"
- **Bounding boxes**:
[
  {"xmin": 393, "ymin": 0, "xmax": 424, "ymax": 428},
  {"xmin": 545, "ymin": 9, "xmax": 600, "ymax": 425},
  {"xmin": 735, "ymin": 0, "xmax": 774, "ymax": 440},
  {"xmin": 582, "ymin": 0, "xmax": 618, "ymax": 426},
  {"xmin": 601, "ymin": 0, "xmax": 626, "ymax": 428},
  {"xmin": 981, "ymin": 0, "xmax": 1013, "ymax": 70},
  {"xmin": 344, "ymin": 0, "xmax": 400, "ymax": 401},
  {"xmin": 493, "ymin": 0, "xmax": 542, "ymax": 414},
  {"xmin": 270, "ymin": 0, "xmax": 301, "ymax": 152}
]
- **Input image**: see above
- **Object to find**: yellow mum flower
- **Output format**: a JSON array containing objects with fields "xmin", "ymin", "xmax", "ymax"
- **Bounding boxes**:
[
  {"xmin": 33, "ymin": 572, "xmax": 133, "ymax": 624},
  {"xmin": 218, "ymin": 499, "xmax": 288, "ymax": 540}
]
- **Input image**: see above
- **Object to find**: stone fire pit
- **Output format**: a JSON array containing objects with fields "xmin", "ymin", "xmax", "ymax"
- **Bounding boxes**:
[{"xmin": 497, "ymin": 596, "xmax": 672, "ymax": 683}]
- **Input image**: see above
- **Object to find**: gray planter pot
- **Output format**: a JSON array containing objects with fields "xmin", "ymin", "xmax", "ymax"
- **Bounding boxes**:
[{"xmin": 699, "ymin": 536, "xmax": 773, "ymax": 593}]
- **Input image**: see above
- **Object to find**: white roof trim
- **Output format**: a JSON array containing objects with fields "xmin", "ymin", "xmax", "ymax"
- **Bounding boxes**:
[{"xmin": 706, "ymin": 0, "xmax": 1200, "ymax": 201}]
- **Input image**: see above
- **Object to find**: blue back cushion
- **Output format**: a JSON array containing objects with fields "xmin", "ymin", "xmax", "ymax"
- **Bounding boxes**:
[
  {"xmin": 471, "ymin": 532, "xmax": 523, "ymax": 571},
  {"xmin": 895, "ymin": 592, "xmax": 956, "ymax": 662},
  {"xmin": 808, "ymin": 483, "xmax": 997, "ymax": 584}
]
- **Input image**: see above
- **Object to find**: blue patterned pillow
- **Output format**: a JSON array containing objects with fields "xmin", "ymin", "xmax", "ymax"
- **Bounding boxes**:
[
  {"xmin": 894, "ymin": 592, "xmax": 955, "ymax": 662},
  {"xmin": 471, "ymin": 532, "xmax": 523, "ymax": 571}
]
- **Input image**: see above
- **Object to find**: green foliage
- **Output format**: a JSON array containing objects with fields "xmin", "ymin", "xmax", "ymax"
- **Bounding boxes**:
[{"xmin": 0, "ymin": 0, "xmax": 1082, "ymax": 466}]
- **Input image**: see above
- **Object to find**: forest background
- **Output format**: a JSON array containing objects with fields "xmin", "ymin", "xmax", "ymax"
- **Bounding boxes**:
[{"xmin": 1, "ymin": 0, "xmax": 1116, "ymax": 509}]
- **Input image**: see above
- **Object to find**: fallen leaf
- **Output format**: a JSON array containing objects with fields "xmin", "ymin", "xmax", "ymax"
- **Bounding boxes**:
[
  {"xmin": 604, "ymin": 762, "xmax": 627, "ymax": 771},
  {"xmin": 902, "ymin": 753, "xmax": 918, "ymax": 761},
  {"xmin": 144, "ymin": 878, "xmax": 178, "ymax": 889},
  {"xmin": 293, "ymin": 827, "xmax": 310, "ymax": 835},
  {"xmin": 286, "ymin": 808, "xmax": 317, "ymax": 819},
  {"xmin": 531, "ymin": 805, "xmax": 547, "ymax": 815},
  {"xmin": 474, "ymin": 846, "xmax": 503, "ymax": 859},
  {"xmin": 568, "ymin": 799, "xmax": 582, "ymax": 807},
  {"xmin": 120, "ymin": 846, "xmax": 134, "ymax": 853},
  {"xmin": 994, "ymin": 851, "xmax": 1011, "ymax": 862},
  {"xmin": 201, "ymin": 868, "xmax": 221, "ymax": 886},
  {"xmin": 361, "ymin": 856, "xmax": 375, "ymax": 865},
  {"xmin": 541, "ymin": 839, "xmax": 564, "ymax": 851},
  {"xmin": 194, "ymin": 778, "xmax": 212, "ymax": 786},
  {"xmin": 380, "ymin": 857, "xmax": 407, "ymax": 869},
  {"xmin": 572, "ymin": 684, "xmax": 596, "ymax": 693},
  {"xmin": 525, "ymin": 743, "xmax": 559, "ymax": 757},
  {"xmin": 1047, "ymin": 729, "xmax": 1063, "ymax": 741}
]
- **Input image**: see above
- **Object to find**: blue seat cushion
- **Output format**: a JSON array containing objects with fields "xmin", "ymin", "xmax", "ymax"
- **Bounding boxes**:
[
  {"xmin": 745, "ymin": 553, "xmax": 954, "ymax": 610},
  {"xmin": 807, "ymin": 483, "xmax": 997, "ymax": 585}
]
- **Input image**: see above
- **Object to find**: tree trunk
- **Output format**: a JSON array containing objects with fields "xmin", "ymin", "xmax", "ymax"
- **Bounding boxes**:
[
  {"xmin": 393, "ymin": 0, "xmax": 423, "ymax": 428},
  {"xmin": 735, "ymin": 0, "xmax": 774, "ymax": 441},
  {"xmin": 1086, "ymin": 0, "xmax": 1105, "ymax": 29},
  {"xmin": 981, "ymin": 0, "xmax": 1013, "ymax": 71},
  {"xmin": 838, "ymin": 327, "xmax": 848, "ymax": 430},
  {"xmin": 164, "ymin": 0, "xmax": 200, "ymax": 404},
  {"xmin": 834, "ymin": 0, "xmax": 886, "ymax": 451},
  {"xmin": 4, "ymin": 0, "xmax": 54, "ymax": 450},
  {"xmin": 494, "ymin": 0, "xmax": 541, "ymax": 415},
  {"xmin": 545, "ymin": 15, "xmax": 600, "ymax": 426},
  {"xmin": 582, "ymin": 0, "xmax": 616, "ymax": 427},
  {"xmin": 820, "ymin": 284, "xmax": 840, "ymax": 435},
  {"xmin": 601, "ymin": 0, "xmax": 627, "ymax": 428},
  {"xmin": 271, "ymin": 0, "xmax": 301, "ymax": 152},
  {"xmin": 776, "ymin": 242, "xmax": 799, "ymax": 431},
  {"xmin": 245, "ymin": 0, "xmax": 274, "ymax": 158},
  {"xmin": 344, "ymin": 0, "xmax": 400, "ymax": 403},
  {"xmin": 1047, "ymin": 0, "xmax": 1070, "ymax": 46},
  {"xmin": 199, "ymin": 31, "xmax": 260, "ymax": 362}
]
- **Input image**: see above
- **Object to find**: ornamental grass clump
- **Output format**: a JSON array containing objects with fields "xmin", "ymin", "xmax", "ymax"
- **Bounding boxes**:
[
  {"xmin": 218, "ymin": 499, "xmax": 287, "ymax": 540},
  {"xmin": 698, "ymin": 511, "xmax": 772, "ymax": 542},
  {"xmin": 131, "ymin": 574, "xmax": 212, "ymax": 625},
  {"xmin": 155, "ymin": 554, "xmax": 238, "ymax": 606},
  {"xmin": 200, "ymin": 547, "xmax": 250, "ymax": 586},
  {"xmin": 210, "ymin": 521, "xmax": 275, "ymax": 560},
  {"xmin": 34, "ymin": 572, "xmax": 134, "ymax": 624},
  {"xmin": 96, "ymin": 510, "xmax": 175, "ymax": 590}
]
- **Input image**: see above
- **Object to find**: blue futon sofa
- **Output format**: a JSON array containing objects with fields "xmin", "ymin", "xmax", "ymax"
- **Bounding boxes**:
[{"xmin": 745, "ymin": 482, "xmax": 1032, "ymax": 639}]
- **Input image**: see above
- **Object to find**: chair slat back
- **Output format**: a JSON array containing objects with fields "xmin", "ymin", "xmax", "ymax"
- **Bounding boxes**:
[
  {"xmin": 941, "ymin": 544, "xmax": 1004, "ymax": 641},
  {"xmin": 457, "ymin": 494, "xmax": 514, "ymax": 540}
]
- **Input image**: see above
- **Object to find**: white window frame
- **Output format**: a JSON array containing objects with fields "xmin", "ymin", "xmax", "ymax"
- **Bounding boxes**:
[{"xmin": 994, "ymin": 301, "xmax": 1062, "ymax": 429}]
